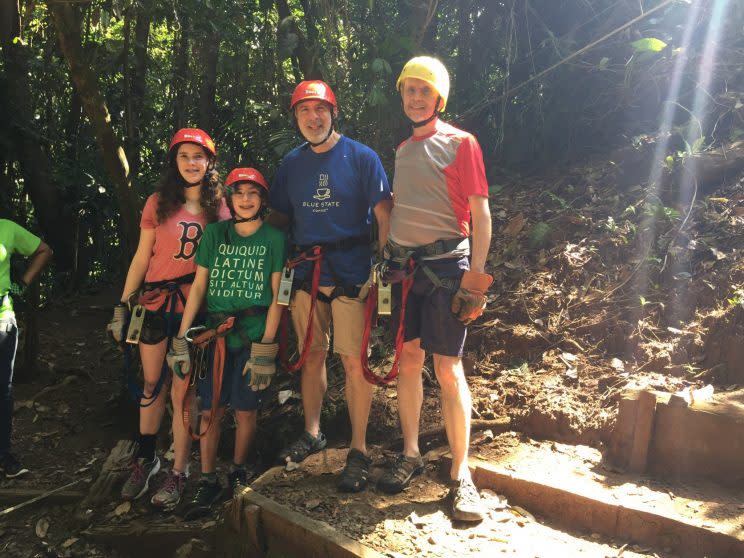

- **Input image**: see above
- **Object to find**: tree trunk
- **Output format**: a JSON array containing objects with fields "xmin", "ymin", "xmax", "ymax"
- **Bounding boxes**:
[
  {"xmin": 197, "ymin": 23, "xmax": 219, "ymax": 131},
  {"xmin": 275, "ymin": 0, "xmax": 322, "ymax": 80},
  {"xmin": 125, "ymin": 0, "xmax": 151, "ymax": 183},
  {"xmin": 48, "ymin": 0, "xmax": 139, "ymax": 263},
  {"xmin": 454, "ymin": 0, "xmax": 473, "ymax": 112},
  {"xmin": 1, "ymin": 2, "xmax": 76, "ymax": 271},
  {"xmin": 171, "ymin": 10, "xmax": 189, "ymax": 130}
]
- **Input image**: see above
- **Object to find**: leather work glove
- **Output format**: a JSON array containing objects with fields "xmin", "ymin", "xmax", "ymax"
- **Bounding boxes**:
[
  {"xmin": 243, "ymin": 342, "xmax": 279, "ymax": 391},
  {"xmin": 9, "ymin": 280, "xmax": 27, "ymax": 298},
  {"xmin": 106, "ymin": 303, "xmax": 129, "ymax": 345},
  {"xmin": 167, "ymin": 336, "xmax": 191, "ymax": 379},
  {"xmin": 450, "ymin": 270, "xmax": 494, "ymax": 325}
]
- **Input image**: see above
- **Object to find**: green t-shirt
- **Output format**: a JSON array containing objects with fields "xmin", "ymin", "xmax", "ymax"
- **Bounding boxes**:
[
  {"xmin": 0, "ymin": 219, "xmax": 42, "ymax": 320},
  {"xmin": 195, "ymin": 220, "xmax": 287, "ymax": 348}
]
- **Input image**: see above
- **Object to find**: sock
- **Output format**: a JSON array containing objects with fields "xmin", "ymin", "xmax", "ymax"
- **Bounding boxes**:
[
  {"xmin": 137, "ymin": 434, "xmax": 157, "ymax": 461},
  {"xmin": 202, "ymin": 471, "xmax": 218, "ymax": 484},
  {"xmin": 230, "ymin": 462, "xmax": 246, "ymax": 474}
]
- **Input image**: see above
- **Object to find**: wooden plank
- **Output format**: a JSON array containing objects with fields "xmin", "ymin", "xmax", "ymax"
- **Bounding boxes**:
[
  {"xmin": 628, "ymin": 390, "xmax": 657, "ymax": 473},
  {"xmin": 240, "ymin": 488, "xmax": 386, "ymax": 558}
]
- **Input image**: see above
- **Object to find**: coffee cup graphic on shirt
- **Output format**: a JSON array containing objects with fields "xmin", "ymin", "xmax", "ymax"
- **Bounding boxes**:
[{"xmin": 313, "ymin": 187, "xmax": 331, "ymax": 201}]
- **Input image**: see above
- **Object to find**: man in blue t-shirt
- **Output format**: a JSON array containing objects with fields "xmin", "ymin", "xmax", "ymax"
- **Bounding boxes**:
[{"xmin": 269, "ymin": 80, "xmax": 392, "ymax": 493}]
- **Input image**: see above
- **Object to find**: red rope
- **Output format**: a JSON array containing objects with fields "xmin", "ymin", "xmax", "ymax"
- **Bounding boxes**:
[
  {"xmin": 182, "ymin": 317, "xmax": 234, "ymax": 441},
  {"xmin": 360, "ymin": 260, "xmax": 414, "ymax": 386},
  {"xmin": 279, "ymin": 246, "xmax": 323, "ymax": 372}
]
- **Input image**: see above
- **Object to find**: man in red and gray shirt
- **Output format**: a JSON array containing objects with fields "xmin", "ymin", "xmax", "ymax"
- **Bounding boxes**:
[{"xmin": 378, "ymin": 56, "xmax": 492, "ymax": 522}]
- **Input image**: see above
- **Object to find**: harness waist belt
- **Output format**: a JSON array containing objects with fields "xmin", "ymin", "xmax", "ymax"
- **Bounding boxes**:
[
  {"xmin": 209, "ymin": 307, "xmax": 269, "ymax": 322},
  {"xmin": 142, "ymin": 272, "xmax": 196, "ymax": 291},
  {"xmin": 387, "ymin": 237, "xmax": 464, "ymax": 259}
]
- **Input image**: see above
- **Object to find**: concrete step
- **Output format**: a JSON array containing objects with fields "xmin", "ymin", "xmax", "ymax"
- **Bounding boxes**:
[{"xmin": 456, "ymin": 435, "xmax": 744, "ymax": 558}]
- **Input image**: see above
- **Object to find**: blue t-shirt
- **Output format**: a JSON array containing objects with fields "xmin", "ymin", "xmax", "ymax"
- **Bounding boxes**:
[{"xmin": 270, "ymin": 135, "xmax": 391, "ymax": 286}]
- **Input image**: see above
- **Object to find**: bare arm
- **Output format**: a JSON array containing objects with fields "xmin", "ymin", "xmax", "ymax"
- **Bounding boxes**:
[
  {"xmin": 373, "ymin": 198, "xmax": 392, "ymax": 255},
  {"xmin": 468, "ymin": 195, "xmax": 492, "ymax": 274},
  {"xmin": 119, "ymin": 228, "xmax": 156, "ymax": 303},
  {"xmin": 265, "ymin": 210, "xmax": 290, "ymax": 233},
  {"xmin": 21, "ymin": 241, "xmax": 53, "ymax": 285},
  {"xmin": 261, "ymin": 271, "xmax": 282, "ymax": 343},
  {"xmin": 177, "ymin": 265, "xmax": 209, "ymax": 337}
]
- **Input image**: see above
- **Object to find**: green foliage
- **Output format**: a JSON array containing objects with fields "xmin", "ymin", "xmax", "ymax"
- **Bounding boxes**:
[
  {"xmin": 528, "ymin": 222, "xmax": 551, "ymax": 249},
  {"xmin": 631, "ymin": 38, "xmax": 667, "ymax": 53}
]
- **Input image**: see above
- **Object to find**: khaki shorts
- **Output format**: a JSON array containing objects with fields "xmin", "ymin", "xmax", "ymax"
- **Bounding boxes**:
[{"xmin": 290, "ymin": 287, "xmax": 365, "ymax": 356}]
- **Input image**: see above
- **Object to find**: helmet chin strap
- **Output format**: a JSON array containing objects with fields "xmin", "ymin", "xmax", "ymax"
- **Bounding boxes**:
[
  {"xmin": 233, "ymin": 213, "xmax": 261, "ymax": 223},
  {"xmin": 307, "ymin": 124, "xmax": 335, "ymax": 147}
]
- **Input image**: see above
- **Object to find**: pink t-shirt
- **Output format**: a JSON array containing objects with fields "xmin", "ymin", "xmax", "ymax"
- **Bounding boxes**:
[
  {"xmin": 389, "ymin": 120, "xmax": 488, "ymax": 258},
  {"xmin": 140, "ymin": 193, "xmax": 230, "ymax": 311}
]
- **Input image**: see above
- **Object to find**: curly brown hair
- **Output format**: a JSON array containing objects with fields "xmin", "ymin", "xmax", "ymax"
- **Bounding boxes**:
[{"xmin": 155, "ymin": 147, "xmax": 222, "ymax": 224}]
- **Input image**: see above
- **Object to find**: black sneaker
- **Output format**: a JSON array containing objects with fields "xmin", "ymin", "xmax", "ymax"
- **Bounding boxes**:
[
  {"xmin": 377, "ymin": 453, "xmax": 424, "ymax": 494},
  {"xmin": 337, "ymin": 448, "xmax": 371, "ymax": 493},
  {"xmin": 278, "ymin": 431, "xmax": 327, "ymax": 464},
  {"xmin": 228, "ymin": 468, "xmax": 253, "ymax": 497},
  {"xmin": 0, "ymin": 453, "xmax": 29, "ymax": 478},
  {"xmin": 183, "ymin": 478, "xmax": 223, "ymax": 520}
]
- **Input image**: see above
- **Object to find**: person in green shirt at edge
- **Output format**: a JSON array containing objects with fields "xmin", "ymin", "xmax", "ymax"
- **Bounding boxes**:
[
  {"xmin": 168, "ymin": 167, "xmax": 286, "ymax": 516},
  {"xmin": 0, "ymin": 219, "xmax": 53, "ymax": 478}
]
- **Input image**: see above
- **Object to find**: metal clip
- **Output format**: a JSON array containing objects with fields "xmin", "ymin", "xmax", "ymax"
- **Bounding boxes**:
[
  {"xmin": 377, "ymin": 278, "xmax": 392, "ymax": 316},
  {"xmin": 185, "ymin": 325, "xmax": 207, "ymax": 343},
  {"xmin": 277, "ymin": 266, "xmax": 294, "ymax": 306},
  {"xmin": 125, "ymin": 305, "xmax": 146, "ymax": 344}
]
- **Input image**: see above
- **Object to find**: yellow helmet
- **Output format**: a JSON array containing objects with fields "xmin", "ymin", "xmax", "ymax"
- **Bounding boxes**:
[{"xmin": 396, "ymin": 56, "xmax": 450, "ymax": 112}]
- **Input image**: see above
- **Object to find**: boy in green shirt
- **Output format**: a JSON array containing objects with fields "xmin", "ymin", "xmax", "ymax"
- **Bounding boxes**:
[
  {"xmin": 0, "ymin": 219, "xmax": 52, "ymax": 477},
  {"xmin": 168, "ymin": 168, "xmax": 286, "ymax": 514}
]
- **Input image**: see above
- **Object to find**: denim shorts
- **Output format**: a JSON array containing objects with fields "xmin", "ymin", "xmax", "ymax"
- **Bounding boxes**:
[
  {"xmin": 198, "ymin": 345, "xmax": 264, "ymax": 411},
  {"xmin": 393, "ymin": 257, "xmax": 468, "ymax": 357}
]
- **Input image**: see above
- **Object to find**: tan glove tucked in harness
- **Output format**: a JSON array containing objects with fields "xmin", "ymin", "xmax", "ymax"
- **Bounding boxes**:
[{"xmin": 450, "ymin": 270, "xmax": 493, "ymax": 325}]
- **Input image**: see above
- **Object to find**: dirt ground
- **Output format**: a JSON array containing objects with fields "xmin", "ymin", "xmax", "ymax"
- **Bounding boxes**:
[{"xmin": 2, "ymin": 152, "xmax": 744, "ymax": 556}]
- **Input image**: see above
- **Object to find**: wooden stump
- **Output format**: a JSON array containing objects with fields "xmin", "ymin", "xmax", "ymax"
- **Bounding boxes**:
[{"xmin": 81, "ymin": 439, "xmax": 137, "ymax": 508}]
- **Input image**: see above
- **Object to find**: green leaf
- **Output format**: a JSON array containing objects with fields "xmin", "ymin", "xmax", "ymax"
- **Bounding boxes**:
[{"xmin": 631, "ymin": 38, "xmax": 667, "ymax": 53}]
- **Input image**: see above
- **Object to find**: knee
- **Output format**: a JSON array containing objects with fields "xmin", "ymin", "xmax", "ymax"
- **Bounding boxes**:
[
  {"xmin": 434, "ymin": 361, "xmax": 467, "ymax": 395},
  {"xmin": 400, "ymin": 343, "xmax": 425, "ymax": 373},
  {"xmin": 340, "ymin": 355, "xmax": 362, "ymax": 376}
]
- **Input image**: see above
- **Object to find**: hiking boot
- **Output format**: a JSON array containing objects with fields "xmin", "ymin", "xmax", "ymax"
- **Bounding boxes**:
[
  {"xmin": 337, "ymin": 448, "xmax": 371, "ymax": 493},
  {"xmin": 451, "ymin": 477, "xmax": 485, "ymax": 522},
  {"xmin": 0, "ymin": 453, "xmax": 29, "ymax": 478},
  {"xmin": 151, "ymin": 470, "xmax": 187, "ymax": 510},
  {"xmin": 278, "ymin": 431, "xmax": 327, "ymax": 464},
  {"xmin": 228, "ymin": 468, "xmax": 251, "ymax": 497},
  {"xmin": 377, "ymin": 453, "xmax": 424, "ymax": 494},
  {"xmin": 121, "ymin": 456, "xmax": 160, "ymax": 501},
  {"xmin": 183, "ymin": 478, "xmax": 223, "ymax": 520}
]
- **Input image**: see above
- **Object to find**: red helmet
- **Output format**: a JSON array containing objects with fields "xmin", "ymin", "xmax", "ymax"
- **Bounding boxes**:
[
  {"xmin": 225, "ymin": 167, "xmax": 269, "ymax": 192},
  {"xmin": 290, "ymin": 80, "xmax": 337, "ymax": 111},
  {"xmin": 169, "ymin": 128, "xmax": 216, "ymax": 157}
]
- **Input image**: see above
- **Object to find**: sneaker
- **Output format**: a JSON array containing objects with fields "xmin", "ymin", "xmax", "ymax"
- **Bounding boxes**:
[
  {"xmin": 337, "ymin": 448, "xmax": 371, "ymax": 493},
  {"xmin": 151, "ymin": 470, "xmax": 187, "ymax": 510},
  {"xmin": 377, "ymin": 453, "xmax": 424, "ymax": 494},
  {"xmin": 0, "ymin": 453, "xmax": 29, "ymax": 478},
  {"xmin": 451, "ymin": 477, "xmax": 485, "ymax": 522},
  {"xmin": 228, "ymin": 468, "xmax": 250, "ymax": 497},
  {"xmin": 183, "ymin": 478, "xmax": 223, "ymax": 520},
  {"xmin": 120, "ymin": 456, "xmax": 160, "ymax": 501},
  {"xmin": 278, "ymin": 431, "xmax": 327, "ymax": 464}
]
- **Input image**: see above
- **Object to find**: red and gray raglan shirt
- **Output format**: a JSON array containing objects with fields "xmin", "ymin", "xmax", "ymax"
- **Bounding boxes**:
[{"xmin": 389, "ymin": 120, "xmax": 488, "ymax": 259}]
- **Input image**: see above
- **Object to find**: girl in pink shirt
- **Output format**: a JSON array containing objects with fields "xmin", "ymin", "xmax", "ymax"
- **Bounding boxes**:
[{"xmin": 106, "ymin": 128, "xmax": 229, "ymax": 510}]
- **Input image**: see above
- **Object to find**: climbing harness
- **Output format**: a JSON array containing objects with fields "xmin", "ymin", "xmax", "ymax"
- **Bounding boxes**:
[
  {"xmin": 359, "ymin": 238, "xmax": 464, "ymax": 386},
  {"xmin": 277, "ymin": 237, "xmax": 368, "ymax": 372},
  {"xmin": 122, "ymin": 273, "xmax": 194, "ymax": 407},
  {"xmin": 180, "ymin": 306, "xmax": 269, "ymax": 440}
]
